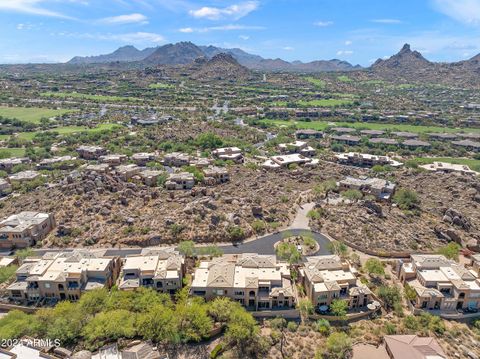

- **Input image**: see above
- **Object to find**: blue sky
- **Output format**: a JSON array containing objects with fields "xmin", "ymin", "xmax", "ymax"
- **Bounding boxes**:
[{"xmin": 1, "ymin": 0, "xmax": 480, "ymax": 65}]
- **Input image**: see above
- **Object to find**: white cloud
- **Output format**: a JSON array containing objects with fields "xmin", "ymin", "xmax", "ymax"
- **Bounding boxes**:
[
  {"xmin": 178, "ymin": 24, "xmax": 264, "ymax": 33},
  {"xmin": 98, "ymin": 13, "xmax": 148, "ymax": 25},
  {"xmin": 432, "ymin": 0, "xmax": 480, "ymax": 25},
  {"xmin": 16, "ymin": 23, "xmax": 34, "ymax": 30},
  {"xmin": 336, "ymin": 50, "xmax": 354, "ymax": 56},
  {"xmin": 239, "ymin": 35, "xmax": 249, "ymax": 40},
  {"xmin": 345, "ymin": 40, "xmax": 352, "ymax": 45},
  {"xmin": 0, "ymin": 0, "xmax": 73, "ymax": 18},
  {"xmin": 313, "ymin": 21, "xmax": 333, "ymax": 27},
  {"xmin": 189, "ymin": 1, "xmax": 258, "ymax": 20},
  {"xmin": 371, "ymin": 19, "xmax": 402, "ymax": 24},
  {"xmin": 282, "ymin": 46, "xmax": 294, "ymax": 51}
]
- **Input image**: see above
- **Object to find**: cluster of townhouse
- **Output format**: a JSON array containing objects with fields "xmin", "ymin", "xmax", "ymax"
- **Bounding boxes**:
[
  {"xmin": 261, "ymin": 140, "xmax": 319, "ymax": 170},
  {"xmin": 75, "ymin": 146, "xmax": 235, "ymax": 191},
  {"xmin": 398, "ymin": 254, "xmax": 480, "ymax": 311},
  {"xmin": 0, "ymin": 157, "xmax": 45, "ymax": 192},
  {"xmin": 4, "ymin": 249, "xmax": 379, "ymax": 315},
  {"xmin": 338, "ymin": 176, "xmax": 397, "ymax": 200},
  {"xmin": 335, "ymin": 152, "xmax": 403, "ymax": 168},
  {"xmin": 0, "ymin": 212, "xmax": 56, "ymax": 250}
]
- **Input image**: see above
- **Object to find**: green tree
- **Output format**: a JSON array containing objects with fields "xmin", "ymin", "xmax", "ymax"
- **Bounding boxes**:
[
  {"xmin": 82, "ymin": 309, "xmax": 137, "ymax": 349},
  {"xmin": 315, "ymin": 318, "xmax": 331, "ymax": 335},
  {"xmin": 224, "ymin": 306, "xmax": 266, "ymax": 356},
  {"xmin": 364, "ymin": 258, "xmax": 385, "ymax": 277},
  {"xmin": 208, "ymin": 297, "xmax": 241, "ymax": 323},
  {"xmin": 325, "ymin": 332, "xmax": 352, "ymax": 359},
  {"xmin": 178, "ymin": 240, "xmax": 196, "ymax": 257},
  {"xmin": 276, "ymin": 242, "xmax": 301, "ymax": 264},
  {"xmin": 328, "ymin": 241, "xmax": 348, "ymax": 258},
  {"xmin": 404, "ymin": 284, "xmax": 417, "ymax": 302},
  {"xmin": 137, "ymin": 304, "xmax": 179, "ymax": 344},
  {"xmin": 37, "ymin": 301, "xmax": 83, "ymax": 346},
  {"xmin": 78, "ymin": 288, "xmax": 109, "ymax": 316},
  {"xmin": 0, "ymin": 265, "xmax": 18, "ymax": 284},
  {"xmin": 393, "ymin": 188, "xmax": 420, "ymax": 211},
  {"xmin": 377, "ymin": 286, "xmax": 401, "ymax": 310},
  {"xmin": 341, "ymin": 189, "xmax": 363, "ymax": 201},
  {"xmin": 437, "ymin": 242, "xmax": 461, "ymax": 261},
  {"xmin": 0, "ymin": 310, "xmax": 39, "ymax": 340},
  {"xmin": 195, "ymin": 132, "xmax": 223, "ymax": 149},
  {"xmin": 313, "ymin": 179, "xmax": 337, "ymax": 198},
  {"xmin": 297, "ymin": 298, "xmax": 314, "ymax": 321},
  {"xmin": 330, "ymin": 299, "xmax": 348, "ymax": 318},
  {"xmin": 175, "ymin": 300, "xmax": 213, "ymax": 343}
]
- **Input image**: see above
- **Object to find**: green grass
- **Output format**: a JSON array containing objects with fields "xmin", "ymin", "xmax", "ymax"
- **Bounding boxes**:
[
  {"xmin": 273, "ymin": 99, "xmax": 354, "ymax": 107},
  {"xmin": 148, "ymin": 83, "xmax": 174, "ymax": 89},
  {"xmin": 337, "ymin": 75, "xmax": 353, "ymax": 83},
  {"xmin": 304, "ymin": 77, "xmax": 326, "ymax": 88},
  {"xmin": 412, "ymin": 157, "xmax": 480, "ymax": 171},
  {"xmin": 260, "ymin": 119, "xmax": 480, "ymax": 135},
  {"xmin": 16, "ymin": 123, "xmax": 120, "ymax": 140},
  {"xmin": 0, "ymin": 106, "xmax": 74, "ymax": 124},
  {"xmin": 0, "ymin": 147, "xmax": 26, "ymax": 157},
  {"xmin": 41, "ymin": 92, "xmax": 142, "ymax": 103}
]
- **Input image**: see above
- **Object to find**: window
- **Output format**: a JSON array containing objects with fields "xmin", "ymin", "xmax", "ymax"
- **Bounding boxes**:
[
  {"xmin": 214, "ymin": 289, "xmax": 224, "ymax": 296},
  {"xmin": 193, "ymin": 290, "xmax": 206, "ymax": 296},
  {"xmin": 234, "ymin": 291, "xmax": 244, "ymax": 296},
  {"xmin": 44, "ymin": 283, "xmax": 51, "ymax": 289}
]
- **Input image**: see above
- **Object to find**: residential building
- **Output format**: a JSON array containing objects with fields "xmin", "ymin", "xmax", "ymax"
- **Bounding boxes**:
[
  {"xmin": 398, "ymin": 254, "xmax": 480, "ymax": 311},
  {"xmin": 368, "ymin": 138, "xmax": 399, "ymax": 146},
  {"xmin": 6, "ymin": 250, "xmax": 121, "ymax": 303},
  {"xmin": 451, "ymin": 139, "xmax": 480, "ymax": 151},
  {"xmin": 116, "ymin": 164, "xmax": 140, "ymax": 181},
  {"xmin": 212, "ymin": 147, "xmax": 244, "ymax": 163},
  {"xmin": 384, "ymin": 335, "xmax": 446, "ymax": 359},
  {"xmin": 203, "ymin": 166, "xmax": 229, "ymax": 185},
  {"xmin": 335, "ymin": 152, "xmax": 403, "ymax": 168},
  {"xmin": 331, "ymin": 127, "xmax": 357, "ymax": 134},
  {"xmin": 262, "ymin": 154, "xmax": 319, "ymax": 169},
  {"xmin": 191, "ymin": 253, "xmax": 295, "ymax": 310},
  {"xmin": 119, "ymin": 248, "xmax": 184, "ymax": 294},
  {"xmin": 360, "ymin": 129, "xmax": 385, "ymax": 137},
  {"xmin": 392, "ymin": 132, "xmax": 419, "ymax": 139},
  {"xmin": 428, "ymin": 133, "xmax": 457, "ymax": 141},
  {"xmin": 37, "ymin": 156, "xmax": 76, "ymax": 170},
  {"xmin": 139, "ymin": 169, "xmax": 164, "ymax": 186},
  {"xmin": 278, "ymin": 140, "xmax": 316, "ymax": 157},
  {"xmin": 132, "ymin": 152, "xmax": 157, "ymax": 166},
  {"xmin": 163, "ymin": 152, "xmax": 191, "ymax": 167},
  {"xmin": 165, "ymin": 172, "xmax": 195, "ymax": 190},
  {"xmin": 0, "ymin": 212, "xmax": 56, "ymax": 249},
  {"xmin": 0, "ymin": 157, "xmax": 31, "ymax": 172},
  {"xmin": 99, "ymin": 154, "xmax": 128, "ymax": 166},
  {"xmin": 295, "ymin": 129, "xmax": 323, "ymax": 139},
  {"xmin": 84, "ymin": 163, "xmax": 109, "ymax": 173},
  {"xmin": 300, "ymin": 255, "xmax": 372, "ymax": 310},
  {"xmin": 0, "ymin": 256, "xmax": 17, "ymax": 268},
  {"xmin": 8, "ymin": 170, "xmax": 41, "ymax": 184},
  {"xmin": 76, "ymin": 145, "xmax": 107, "ymax": 160},
  {"xmin": 330, "ymin": 135, "xmax": 361, "ymax": 145},
  {"xmin": 0, "ymin": 178, "xmax": 12, "ymax": 195},
  {"xmin": 338, "ymin": 176, "xmax": 396, "ymax": 200},
  {"xmin": 419, "ymin": 161, "xmax": 478, "ymax": 175},
  {"xmin": 402, "ymin": 139, "xmax": 431, "ymax": 148}
]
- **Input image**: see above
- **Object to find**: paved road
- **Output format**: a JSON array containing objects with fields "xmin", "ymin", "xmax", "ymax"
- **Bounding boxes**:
[{"xmin": 33, "ymin": 228, "xmax": 332, "ymax": 258}]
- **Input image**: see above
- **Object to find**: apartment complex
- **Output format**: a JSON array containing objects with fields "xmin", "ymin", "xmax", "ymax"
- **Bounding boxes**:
[
  {"xmin": 119, "ymin": 249, "xmax": 184, "ymax": 294},
  {"xmin": 6, "ymin": 250, "xmax": 120, "ymax": 303},
  {"xmin": 278, "ymin": 140, "xmax": 316, "ymax": 157},
  {"xmin": 338, "ymin": 176, "xmax": 396, "ymax": 200},
  {"xmin": 335, "ymin": 152, "xmax": 403, "ymax": 168},
  {"xmin": 0, "ymin": 212, "xmax": 56, "ymax": 249},
  {"xmin": 191, "ymin": 254, "xmax": 295, "ymax": 310},
  {"xmin": 211, "ymin": 147, "xmax": 244, "ymax": 163},
  {"xmin": 165, "ymin": 172, "xmax": 195, "ymax": 190},
  {"xmin": 398, "ymin": 254, "xmax": 480, "ymax": 311},
  {"xmin": 300, "ymin": 255, "xmax": 373, "ymax": 309}
]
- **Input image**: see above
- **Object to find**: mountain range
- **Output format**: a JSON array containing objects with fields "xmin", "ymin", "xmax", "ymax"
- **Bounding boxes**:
[{"xmin": 68, "ymin": 41, "xmax": 362, "ymax": 72}]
